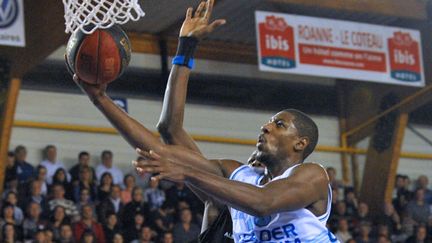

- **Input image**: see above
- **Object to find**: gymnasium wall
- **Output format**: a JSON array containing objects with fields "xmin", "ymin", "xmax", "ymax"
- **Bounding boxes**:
[{"xmin": 9, "ymin": 89, "xmax": 432, "ymax": 183}]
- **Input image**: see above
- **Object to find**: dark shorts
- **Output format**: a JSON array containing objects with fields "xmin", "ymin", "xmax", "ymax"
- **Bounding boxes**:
[{"xmin": 196, "ymin": 206, "xmax": 234, "ymax": 243}]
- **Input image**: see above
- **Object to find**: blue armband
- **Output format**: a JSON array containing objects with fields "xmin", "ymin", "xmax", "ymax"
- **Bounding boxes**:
[{"xmin": 172, "ymin": 55, "xmax": 194, "ymax": 69}]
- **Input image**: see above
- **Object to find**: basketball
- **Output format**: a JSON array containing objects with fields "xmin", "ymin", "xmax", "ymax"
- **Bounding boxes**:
[{"xmin": 65, "ymin": 25, "xmax": 131, "ymax": 84}]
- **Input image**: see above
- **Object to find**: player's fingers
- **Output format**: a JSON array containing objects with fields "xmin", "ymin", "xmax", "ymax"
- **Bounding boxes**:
[
  {"xmin": 142, "ymin": 166, "xmax": 163, "ymax": 174},
  {"xmin": 136, "ymin": 148, "xmax": 150, "ymax": 158},
  {"xmin": 135, "ymin": 167, "xmax": 145, "ymax": 175},
  {"xmin": 206, "ymin": 19, "xmax": 226, "ymax": 32},
  {"xmin": 132, "ymin": 159, "xmax": 159, "ymax": 169},
  {"xmin": 185, "ymin": 7, "xmax": 193, "ymax": 20},
  {"xmin": 194, "ymin": 1, "xmax": 205, "ymax": 18},
  {"xmin": 204, "ymin": 0, "xmax": 214, "ymax": 20},
  {"xmin": 151, "ymin": 173, "xmax": 166, "ymax": 182},
  {"xmin": 148, "ymin": 150, "xmax": 162, "ymax": 160}
]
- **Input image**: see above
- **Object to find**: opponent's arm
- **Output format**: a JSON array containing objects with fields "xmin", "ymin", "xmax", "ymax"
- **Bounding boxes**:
[
  {"xmin": 157, "ymin": 0, "xmax": 225, "ymax": 153},
  {"xmin": 137, "ymin": 150, "xmax": 328, "ymax": 217}
]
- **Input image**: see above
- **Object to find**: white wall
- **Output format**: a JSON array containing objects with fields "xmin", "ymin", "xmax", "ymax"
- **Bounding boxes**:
[{"xmin": 10, "ymin": 90, "xmax": 432, "ymax": 182}]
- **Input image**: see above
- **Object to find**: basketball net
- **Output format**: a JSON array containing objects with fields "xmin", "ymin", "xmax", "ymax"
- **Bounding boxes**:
[{"xmin": 63, "ymin": 0, "xmax": 145, "ymax": 34}]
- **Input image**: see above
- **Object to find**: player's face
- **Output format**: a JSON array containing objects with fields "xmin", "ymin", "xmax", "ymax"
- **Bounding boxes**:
[{"xmin": 256, "ymin": 111, "xmax": 302, "ymax": 165}]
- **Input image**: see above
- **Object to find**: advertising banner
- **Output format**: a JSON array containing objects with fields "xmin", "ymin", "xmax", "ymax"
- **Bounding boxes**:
[
  {"xmin": 0, "ymin": 0, "xmax": 25, "ymax": 47},
  {"xmin": 256, "ymin": 11, "xmax": 424, "ymax": 87}
]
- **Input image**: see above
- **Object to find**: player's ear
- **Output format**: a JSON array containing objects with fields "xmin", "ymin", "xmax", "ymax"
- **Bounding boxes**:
[{"xmin": 294, "ymin": 137, "xmax": 309, "ymax": 152}]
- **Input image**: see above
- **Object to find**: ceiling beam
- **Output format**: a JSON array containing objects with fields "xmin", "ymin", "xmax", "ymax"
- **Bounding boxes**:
[
  {"xmin": 342, "ymin": 84, "xmax": 432, "ymax": 144},
  {"xmin": 268, "ymin": 0, "xmax": 428, "ymax": 20},
  {"xmin": 128, "ymin": 32, "xmax": 257, "ymax": 64}
]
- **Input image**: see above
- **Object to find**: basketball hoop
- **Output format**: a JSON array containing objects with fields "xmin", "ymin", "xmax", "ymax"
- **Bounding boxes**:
[{"xmin": 63, "ymin": 0, "xmax": 145, "ymax": 34}]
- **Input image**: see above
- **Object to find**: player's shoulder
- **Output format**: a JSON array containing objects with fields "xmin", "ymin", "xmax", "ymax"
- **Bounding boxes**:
[
  {"xmin": 215, "ymin": 159, "xmax": 244, "ymax": 178},
  {"xmin": 291, "ymin": 162, "xmax": 329, "ymax": 181}
]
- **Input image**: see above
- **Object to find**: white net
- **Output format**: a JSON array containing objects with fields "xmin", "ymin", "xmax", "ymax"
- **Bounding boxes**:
[{"xmin": 63, "ymin": 0, "xmax": 145, "ymax": 34}]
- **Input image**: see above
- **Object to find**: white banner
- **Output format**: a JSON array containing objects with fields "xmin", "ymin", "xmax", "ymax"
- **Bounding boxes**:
[
  {"xmin": 0, "ymin": 0, "xmax": 25, "ymax": 47},
  {"xmin": 256, "ymin": 11, "xmax": 425, "ymax": 87}
]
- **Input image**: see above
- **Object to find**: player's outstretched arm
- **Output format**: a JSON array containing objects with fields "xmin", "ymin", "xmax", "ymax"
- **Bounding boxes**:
[
  {"xmin": 136, "ymin": 150, "xmax": 329, "ymax": 217},
  {"xmin": 157, "ymin": 0, "xmax": 225, "ymax": 153},
  {"xmin": 72, "ymin": 75, "xmax": 165, "ymax": 153}
]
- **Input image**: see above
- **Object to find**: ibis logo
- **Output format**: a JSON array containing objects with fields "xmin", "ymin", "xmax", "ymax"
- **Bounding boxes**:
[
  {"xmin": 388, "ymin": 32, "xmax": 421, "ymax": 82},
  {"xmin": 0, "ymin": 0, "xmax": 19, "ymax": 28},
  {"xmin": 258, "ymin": 15, "xmax": 295, "ymax": 69}
]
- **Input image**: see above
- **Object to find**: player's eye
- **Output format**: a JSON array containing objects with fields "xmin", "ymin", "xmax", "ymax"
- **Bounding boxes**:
[{"xmin": 276, "ymin": 120, "xmax": 285, "ymax": 128}]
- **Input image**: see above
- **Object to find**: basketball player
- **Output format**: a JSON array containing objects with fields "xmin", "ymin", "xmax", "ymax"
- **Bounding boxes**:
[
  {"xmin": 70, "ymin": 0, "xmax": 236, "ymax": 241},
  {"xmin": 71, "ymin": 1, "xmax": 338, "ymax": 242}
]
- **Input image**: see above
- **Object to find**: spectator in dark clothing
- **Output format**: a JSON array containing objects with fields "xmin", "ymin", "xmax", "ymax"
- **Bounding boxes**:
[
  {"xmin": 123, "ymin": 213, "xmax": 147, "ymax": 243},
  {"xmin": 344, "ymin": 187, "xmax": 358, "ymax": 216},
  {"xmin": 48, "ymin": 206, "xmax": 71, "ymax": 241},
  {"xmin": 4, "ymin": 151, "xmax": 17, "ymax": 189},
  {"xmin": 1, "ymin": 223, "xmax": 19, "ymax": 243},
  {"xmin": 329, "ymin": 201, "xmax": 351, "ymax": 227},
  {"xmin": 5, "ymin": 191, "xmax": 24, "ymax": 225},
  {"xmin": 393, "ymin": 175, "xmax": 413, "ymax": 214},
  {"xmin": 97, "ymin": 172, "xmax": 114, "ymax": 202},
  {"xmin": 97, "ymin": 185, "xmax": 124, "ymax": 225},
  {"xmin": 152, "ymin": 201, "xmax": 175, "ymax": 235},
  {"xmin": 375, "ymin": 202, "xmax": 401, "ymax": 235},
  {"xmin": 130, "ymin": 225, "xmax": 155, "ymax": 243},
  {"xmin": 72, "ymin": 166, "xmax": 97, "ymax": 203},
  {"xmin": 416, "ymin": 175, "xmax": 432, "ymax": 204},
  {"xmin": 405, "ymin": 225, "xmax": 428, "ymax": 243},
  {"xmin": 69, "ymin": 151, "xmax": 96, "ymax": 184},
  {"xmin": 406, "ymin": 188, "xmax": 431, "ymax": 225},
  {"xmin": 165, "ymin": 182, "xmax": 202, "ymax": 214},
  {"xmin": 58, "ymin": 223, "xmax": 74, "ymax": 243},
  {"xmin": 73, "ymin": 204, "xmax": 106, "ymax": 243},
  {"xmin": 161, "ymin": 232, "xmax": 174, "ymax": 243},
  {"xmin": 122, "ymin": 186, "xmax": 150, "ymax": 228},
  {"xmin": 51, "ymin": 168, "xmax": 74, "ymax": 200},
  {"xmin": 80, "ymin": 229, "xmax": 97, "ymax": 243},
  {"xmin": 14, "ymin": 145, "xmax": 34, "ymax": 184},
  {"xmin": 355, "ymin": 221, "xmax": 374, "ymax": 243},
  {"xmin": 76, "ymin": 188, "xmax": 93, "ymax": 212},
  {"xmin": 173, "ymin": 208, "xmax": 200, "ymax": 243},
  {"xmin": 103, "ymin": 212, "xmax": 121, "ymax": 243},
  {"xmin": 22, "ymin": 202, "xmax": 48, "ymax": 241},
  {"xmin": 22, "ymin": 180, "xmax": 49, "ymax": 217}
]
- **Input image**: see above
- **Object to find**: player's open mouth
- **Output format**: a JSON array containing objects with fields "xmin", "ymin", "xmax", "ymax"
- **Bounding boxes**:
[{"xmin": 257, "ymin": 135, "xmax": 265, "ymax": 147}]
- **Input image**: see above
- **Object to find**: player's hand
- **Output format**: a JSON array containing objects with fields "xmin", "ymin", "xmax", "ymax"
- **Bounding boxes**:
[
  {"xmin": 65, "ymin": 54, "xmax": 107, "ymax": 100},
  {"xmin": 133, "ymin": 148, "xmax": 188, "ymax": 183},
  {"xmin": 179, "ymin": 0, "xmax": 226, "ymax": 39},
  {"xmin": 72, "ymin": 74, "xmax": 107, "ymax": 101}
]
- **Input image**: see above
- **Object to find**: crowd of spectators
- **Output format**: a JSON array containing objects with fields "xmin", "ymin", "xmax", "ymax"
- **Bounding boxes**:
[
  {"xmin": 2, "ymin": 144, "xmax": 431, "ymax": 242},
  {"xmin": 327, "ymin": 167, "xmax": 432, "ymax": 243},
  {"xmin": 2, "ymin": 145, "xmax": 203, "ymax": 243}
]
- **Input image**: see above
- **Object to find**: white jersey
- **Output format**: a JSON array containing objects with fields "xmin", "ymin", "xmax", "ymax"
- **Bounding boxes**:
[{"xmin": 229, "ymin": 164, "xmax": 339, "ymax": 243}]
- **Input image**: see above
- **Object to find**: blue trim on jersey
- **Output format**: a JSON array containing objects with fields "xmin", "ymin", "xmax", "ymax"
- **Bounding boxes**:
[
  {"xmin": 229, "ymin": 165, "xmax": 249, "ymax": 180},
  {"xmin": 255, "ymin": 175, "xmax": 264, "ymax": 185},
  {"xmin": 317, "ymin": 184, "xmax": 332, "ymax": 221}
]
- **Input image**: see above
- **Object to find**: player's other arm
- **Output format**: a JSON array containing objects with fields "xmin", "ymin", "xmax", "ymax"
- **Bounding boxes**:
[
  {"xmin": 188, "ymin": 163, "xmax": 328, "ymax": 216},
  {"xmin": 139, "ymin": 153, "xmax": 328, "ymax": 217}
]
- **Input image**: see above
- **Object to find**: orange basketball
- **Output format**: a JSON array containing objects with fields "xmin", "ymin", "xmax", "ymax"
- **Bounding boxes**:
[{"xmin": 65, "ymin": 25, "xmax": 131, "ymax": 84}]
